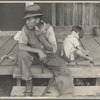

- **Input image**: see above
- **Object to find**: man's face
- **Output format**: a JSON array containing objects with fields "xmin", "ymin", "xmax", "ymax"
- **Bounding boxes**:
[{"xmin": 26, "ymin": 17, "xmax": 37, "ymax": 29}]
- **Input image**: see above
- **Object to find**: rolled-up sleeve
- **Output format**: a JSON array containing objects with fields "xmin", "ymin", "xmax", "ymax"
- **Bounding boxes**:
[
  {"xmin": 18, "ymin": 26, "xmax": 28, "ymax": 45},
  {"xmin": 46, "ymin": 26, "xmax": 57, "ymax": 54}
]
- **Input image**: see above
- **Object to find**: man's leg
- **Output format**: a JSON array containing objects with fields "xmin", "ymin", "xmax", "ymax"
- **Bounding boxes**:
[
  {"xmin": 18, "ymin": 50, "xmax": 33, "ymax": 96},
  {"xmin": 47, "ymin": 56, "xmax": 74, "ymax": 97}
]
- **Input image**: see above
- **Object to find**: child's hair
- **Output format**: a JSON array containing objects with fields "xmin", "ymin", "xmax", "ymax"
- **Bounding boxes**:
[{"xmin": 72, "ymin": 26, "xmax": 84, "ymax": 39}]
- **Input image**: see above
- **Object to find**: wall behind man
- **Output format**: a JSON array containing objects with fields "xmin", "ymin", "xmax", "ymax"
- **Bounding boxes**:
[{"xmin": 37, "ymin": 3, "xmax": 100, "ymax": 27}]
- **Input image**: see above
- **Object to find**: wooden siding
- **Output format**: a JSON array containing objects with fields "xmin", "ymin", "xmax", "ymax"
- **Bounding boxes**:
[
  {"xmin": 38, "ymin": 3, "xmax": 52, "ymax": 24},
  {"xmin": 37, "ymin": 3, "xmax": 100, "ymax": 27},
  {"xmin": 0, "ymin": 3, "xmax": 100, "ymax": 30}
]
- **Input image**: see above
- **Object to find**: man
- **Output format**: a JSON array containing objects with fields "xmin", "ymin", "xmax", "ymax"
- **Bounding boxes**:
[{"xmin": 18, "ymin": 4, "xmax": 74, "ymax": 97}]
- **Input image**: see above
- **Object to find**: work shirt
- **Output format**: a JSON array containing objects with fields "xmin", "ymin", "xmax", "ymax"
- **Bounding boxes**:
[
  {"xmin": 18, "ymin": 21, "xmax": 57, "ymax": 54},
  {"xmin": 61, "ymin": 34, "xmax": 80, "ymax": 60}
]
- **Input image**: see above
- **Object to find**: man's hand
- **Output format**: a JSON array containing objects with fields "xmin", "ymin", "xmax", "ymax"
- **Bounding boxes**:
[
  {"xmin": 38, "ymin": 50, "xmax": 47, "ymax": 62},
  {"xmin": 35, "ymin": 30, "xmax": 44, "ymax": 40},
  {"xmin": 35, "ymin": 26, "xmax": 46, "ymax": 40}
]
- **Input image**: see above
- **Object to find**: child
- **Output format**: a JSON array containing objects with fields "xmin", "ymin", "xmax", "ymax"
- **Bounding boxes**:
[{"xmin": 61, "ymin": 26, "xmax": 93, "ymax": 63}]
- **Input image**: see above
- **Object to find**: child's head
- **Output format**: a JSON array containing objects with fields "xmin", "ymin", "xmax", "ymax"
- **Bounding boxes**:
[{"xmin": 72, "ymin": 26, "xmax": 84, "ymax": 39}]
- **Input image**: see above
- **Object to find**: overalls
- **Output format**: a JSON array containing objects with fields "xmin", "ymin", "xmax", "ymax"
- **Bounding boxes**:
[{"xmin": 18, "ymin": 24, "xmax": 74, "ymax": 96}]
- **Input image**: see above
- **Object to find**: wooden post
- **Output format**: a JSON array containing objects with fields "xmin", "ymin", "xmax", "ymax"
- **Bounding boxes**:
[
  {"xmin": 96, "ymin": 78, "xmax": 100, "ymax": 86},
  {"xmin": 51, "ymin": 3, "xmax": 56, "ymax": 26},
  {"xmin": 16, "ymin": 78, "xmax": 21, "ymax": 86}
]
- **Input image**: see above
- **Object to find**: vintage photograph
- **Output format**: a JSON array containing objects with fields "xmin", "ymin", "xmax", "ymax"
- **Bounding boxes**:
[{"xmin": 0, "ymin": 1, "xmax": 100, "ymax": 99}]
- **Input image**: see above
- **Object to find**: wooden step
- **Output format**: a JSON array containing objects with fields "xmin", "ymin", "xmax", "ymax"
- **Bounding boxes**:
[{"xmin": 11, "ymin": 86, "xmax": 100, "ymax": 97}]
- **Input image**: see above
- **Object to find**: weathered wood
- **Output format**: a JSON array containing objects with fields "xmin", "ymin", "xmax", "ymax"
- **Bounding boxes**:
[
  {"xmin": 73, "ymin": 3, "xmax": 78, "ymax": 26},
  {"xmin": 64, "ymin": 3, "xmax": 73, "ymax": 25},
  {"xmin": 77, "ymin": 3, "xmax": 83, "ymax": 26},
  {"xmin": 38, "ymin": 3, "xmax": 52, "ymax": 24},
  {"xmin": 0, "ymin": 66, "xmax": 15, "ymax": 75},
  {"xmin": 83, "ymin": 3, "xmax": 90, "ymax": 26},
  {"xmin": 82, "ymin": 3, "xmax": 85, "ymax": 28},
  {"xmin": 56, "ymin": 3, "xmax": 64, "ymax": 26},
  {"xmin": 1, "ymin": 3, "xmax": 100, "ymax": 28},
  {"xmin": 51, "ymin": 3, "xmax": 56, "ymax": 26},
  {"xmin": 81, "ymin": 35, "xmax": 100, "ymax": 65},
  {"xmin": 90, "ymin": 3, "xmax": 93, "ymax": 26},
  {"xmin": 11, "ymin": 86, "xmax": 100, "ymax": 97},
  {"xmin": 92, "ymin": 36, "xmax": 100, "ymax": 45},
  {"xmin": 16, "ymin": 78, "xmax": 21, "ymax": 86},
  {"xmin": 92, "ymin": 4, "xmax": 98, "ymax": 26},
  {"xmin": 81, "ymin": 35, "xmax": 100, "ymax": 85},
  {"xmin": 13, "ymin": 66, "xmax": 100, "ymax": 78},
  {"xmin": 0, "ymin": 37, "xmax": 17, "ymax": 64},
  {"xmin": 91, "ymin": 36, "xmax": 100, "ymax": 85},
  {"xmin": 0, "ymin": 36, "xmax": 12, "ymax": 48},
  {"xmin": 1, "ymin": 43, "xmax": 18, "ymax": 66},
  {"xmin": 0, "ymin": 31, "xmax": 17, "ymax": 36}
]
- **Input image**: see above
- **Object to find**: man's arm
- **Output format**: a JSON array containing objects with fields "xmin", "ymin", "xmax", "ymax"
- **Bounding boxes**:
[
  {"xmin": 35, "ymin": 26, "xmax": 57, "ymax": 54},
  {"xmin": 19, "ymin": 43, "xmax": 40, "ymax": 53},
  {"xmin": 19, "ymin": 43, "xmax": 46, "ymax": 61},
  {"xmin": 37, "ymin": 35, "xmax": 53, "ymax": 52}
]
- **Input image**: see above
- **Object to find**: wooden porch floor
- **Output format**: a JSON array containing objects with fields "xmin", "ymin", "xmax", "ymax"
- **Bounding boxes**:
[
  {"xmin": 0, "ymin": 32, "xmax": 100, "ymax": 64},
  {"xmin": 1, "ymin": 31, "xmax": 100, "ymax": 97}
]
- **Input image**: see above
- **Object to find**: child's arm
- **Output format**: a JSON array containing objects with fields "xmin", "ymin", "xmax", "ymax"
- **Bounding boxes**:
[{"xmin": 76, "ymin": 46, "xmax": 93, "ymax": 63}]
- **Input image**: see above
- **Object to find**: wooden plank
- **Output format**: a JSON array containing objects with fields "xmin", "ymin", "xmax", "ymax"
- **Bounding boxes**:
[
  {"xmin": 56, "ymin": 3, "xmax": 64, "ymax": 26},
  {"xmin": 0, "ymin": 36, "xmax": 11, "ymax": 49},
  {"xmin": 0, "ymin": 31, "xmax": 17, "ymax": 36},
  {"xmin": 64, "ymin": 3, "xmax": 73, "ymax": 25},
  {"xmin": 51, "ymin": 3, "xmax": 56, "ymax": 26},
  {"xmin": 73, "ymin": 3, "xmax": 78, "ymax": 26},
  {"xmin": 0, "ymin": 64, "xmax": 100, "ymax": 78},
  {"xmin": 77, "ymin": 3, "xmax": 83, "ymax": 26},
  {"xmin": 38, "ymin": 3, "xmax": 52, "ymax": 24},
  {"xmin": 90, "ymin": 3, "xmax": 93, "ymax": 26},
  {"xmin": 11, "ymin": 86, "xmax": 100, "ymax": 97},
  {"xmin": 13, "ymin": 65, "xmax": 100, "ymax": 78},
  {"xmin": 82, "ymin": 3, "xmax": 91, "ymax": 33},
  {"xmin": 83, "ymin": 3, "xmax": 90, "ymax": 26},
  {"xmin": 0, "ymin": 37, "xmax": 17, "ymax": 64},
  {"xmin": 94, "ymin": 3, "xmax": 99, "ymax": 26},
  {"xmin": 81, "ymin": 35, "xmax": 100, "ymax": 65},
  {"xmin": 0, "ymin": 66, "xmax": 15, "ymax": 75},
  {"xmin": 96, "ymin": 3, "xmax": 100, "ymax": 26},
  {"xmin": 93, "ymin": 36, "xmax": 100, "ymax": 47},
  {"xmin": 74, "ymin": 60, "xmax": 90, "ymax": 66},
  {"xmin": 92, "ymin": 4, "xmax": 98, "ymax": 26},
  {"xmin": 82, "ymin": 3, "xmax": 85, "ymax": 28},
  {"xmin": 91, "ymin": 36, "xmax": 100, "ymax": 85},
  {"xmin": 1, "ymin": 43, "xmax": 18, "ymax": 66}
]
